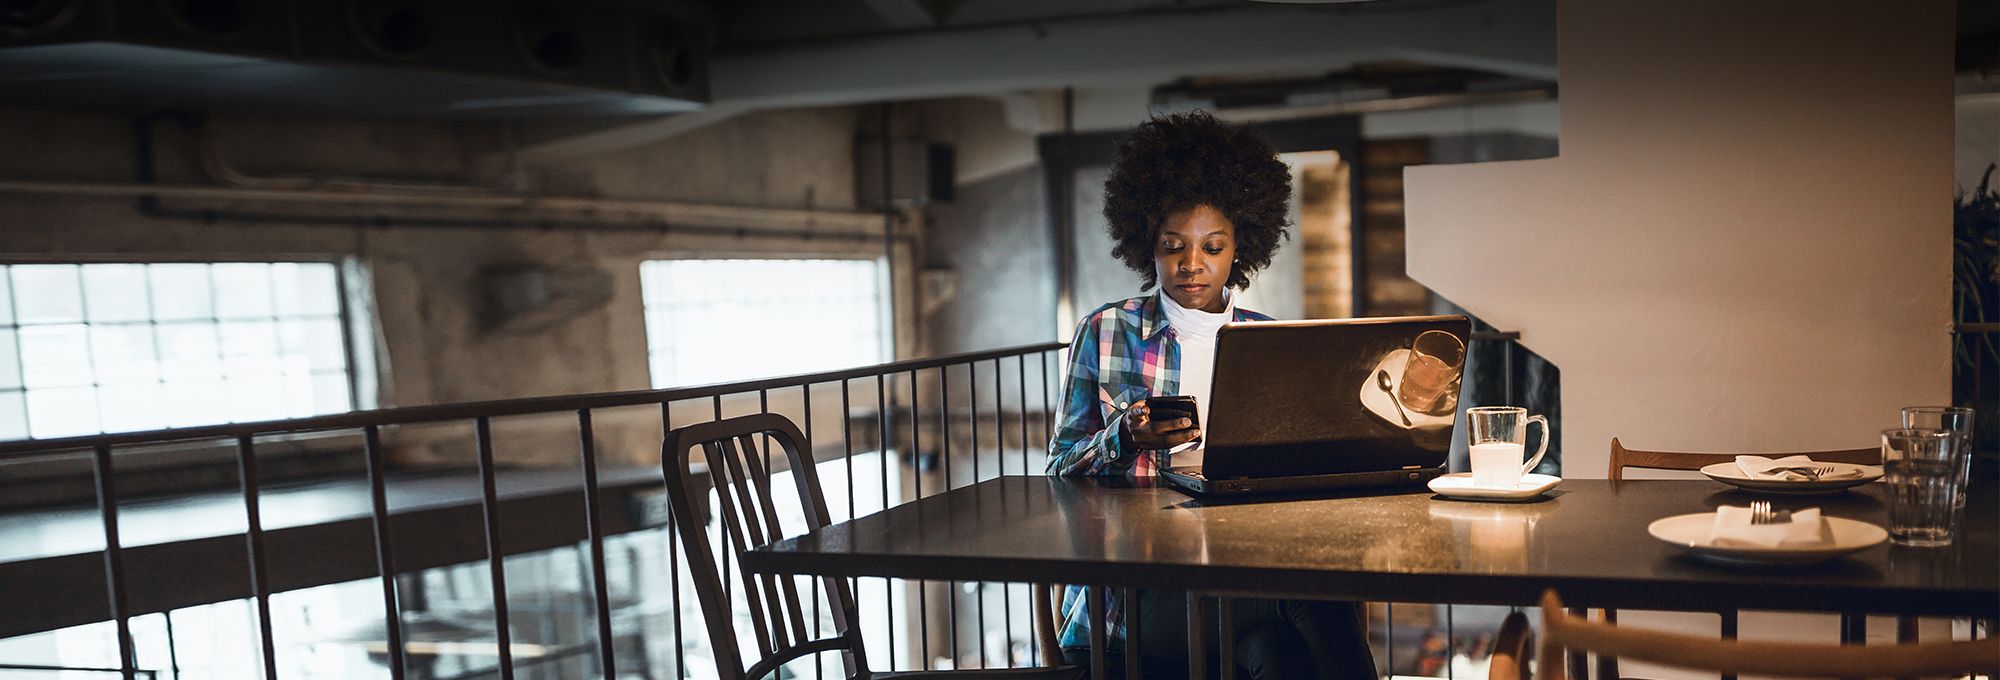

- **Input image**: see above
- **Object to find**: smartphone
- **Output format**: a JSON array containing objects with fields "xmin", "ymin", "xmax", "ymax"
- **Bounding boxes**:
[{"xmin": 1145, "ymin": 395, "xmax": 1199, "ymax": 431}]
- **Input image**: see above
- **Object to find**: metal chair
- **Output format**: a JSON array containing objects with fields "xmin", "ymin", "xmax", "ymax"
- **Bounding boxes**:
[
  {"xmin": 1534, "ymin": 590, "xmax": 1996, "ymax": 679},
  {"xmin": 663, "ymin": 412, "xmax": 1084, "ymax": 680}
]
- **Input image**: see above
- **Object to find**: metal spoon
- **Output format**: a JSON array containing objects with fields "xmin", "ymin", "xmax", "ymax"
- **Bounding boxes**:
[{"xmin": 1376, "ymin": 369, "xmax": 1412, "ymax": 426}]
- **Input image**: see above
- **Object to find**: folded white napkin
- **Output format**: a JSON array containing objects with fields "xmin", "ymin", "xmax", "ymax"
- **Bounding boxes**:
[
  {"xmin": 1706, "ymin": 506, "xmax": 1828, "ymax": 548},
  {"xmin": 1734, "ymin": 455, "xmax": 1860, "ymax": 480}
]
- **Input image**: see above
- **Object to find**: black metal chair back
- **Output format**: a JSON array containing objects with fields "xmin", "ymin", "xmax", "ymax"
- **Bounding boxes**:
[{"xmin": 663, "ymin": 413, "xmax": 866, "ymax": 680}]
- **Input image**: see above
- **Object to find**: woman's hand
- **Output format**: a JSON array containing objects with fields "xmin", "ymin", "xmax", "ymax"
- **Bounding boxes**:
[{"xmin": 1123, "ymin": 399, "xmax": 1200, "ymax": 451}]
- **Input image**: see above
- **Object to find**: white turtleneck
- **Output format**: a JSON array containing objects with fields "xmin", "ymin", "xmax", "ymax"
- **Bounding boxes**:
[{"xmin": 1160, "ymin": 288, "xmax": 1233, "ymax": 431}]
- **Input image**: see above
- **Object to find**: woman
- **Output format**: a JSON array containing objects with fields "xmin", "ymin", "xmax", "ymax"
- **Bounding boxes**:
[{"xmin": 1046, "ymin": 111, "xmax": 1375, "ymax": 679}]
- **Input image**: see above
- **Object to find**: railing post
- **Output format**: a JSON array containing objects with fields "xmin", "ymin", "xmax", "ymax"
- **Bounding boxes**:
[
  {"xmin": 92, "ymin": 444, "xmax": 137, "ymax": 680},
  {"xmin": 576, "ymin": 409, "xmax": 617, "ymax": 680},
  {"xmin": 804, "ymin": 383, "xmax": 825, "ymax": 679},
  {"xmin": 473, "ymin": 417, "xmax": 517, "ymax": 680},
  {"xmin": 875, "ymin": 372, "xmax": 895, "ymax": 670},
  {"xmin": 362, "ymin": 426, "xmax": 407, "ymax": 680},
  {"xmin": 235, "ymin": 435, "xmax": 278, "ymax": 680},
  {"xmin": 970, "ymin": 362, "xmax": 987, "ymax": 667},
  {"xmin": 911, "ymin": 369, "xmax": 930, "ymax": 669},
  {"xmin": 662, "ymin": 401, "xmax": 687, "ymax": 678},
  {"xmin": 996, "ymin": 358, "xmax": 1014, "ymax": 665},
  {"xmin": 941, "ymin": 366, "xmax": 961, "ymax": 667}
]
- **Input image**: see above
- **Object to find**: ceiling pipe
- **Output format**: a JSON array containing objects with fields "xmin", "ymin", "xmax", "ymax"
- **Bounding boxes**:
[
  {"xmin": 7, "ymin": 110, "xmax": 891, "ymax": 238},
  {"xmin": 0, "ymin": 178, "xmax": 893, "ymax": 236},
  {"xmin": 197, "ymin": 128, "xmax": 503, "ymax": 197}
]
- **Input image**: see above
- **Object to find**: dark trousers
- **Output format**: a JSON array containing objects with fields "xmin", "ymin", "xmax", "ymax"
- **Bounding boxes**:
[{"xmin": 1060, "ymin": 589, "xmax": 1375, "ymax": 680}]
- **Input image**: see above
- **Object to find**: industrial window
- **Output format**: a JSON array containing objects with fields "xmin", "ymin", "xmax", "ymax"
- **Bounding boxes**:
[
  {"xmin": 0, "ymin": 262, "xmax": 358, "ymax": 440},
  {"xmin": 640, "ymin": 258, "xmax": 890, "ymax": 388}
]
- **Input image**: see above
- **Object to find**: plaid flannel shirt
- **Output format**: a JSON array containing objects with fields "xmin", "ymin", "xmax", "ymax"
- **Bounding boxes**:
[{"xmin": 1044, "ymin": 293, "xmax": 1272, "ymax": 652}]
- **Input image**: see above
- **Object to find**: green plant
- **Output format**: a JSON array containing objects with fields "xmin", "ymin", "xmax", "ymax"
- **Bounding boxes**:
[{"xmin": 1953, "ymin": 164, "xmax": 2000, "ymax": 475}]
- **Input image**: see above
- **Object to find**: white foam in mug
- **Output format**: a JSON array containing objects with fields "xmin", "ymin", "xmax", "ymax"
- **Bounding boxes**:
[
  {"xmin": 1471, "ymin": 442, "xmax": 1529, "ymax": 487},
  {"xmin": 1466, "ymin": 406, "xmax": 1550, "ymax": 488}
]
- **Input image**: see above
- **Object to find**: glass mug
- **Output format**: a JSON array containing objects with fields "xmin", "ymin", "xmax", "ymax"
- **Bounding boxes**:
[
  {"xmin": 1467, "ymin": 406, "xmax": 1549, "ymax": 487},
  {"xmin": 1398, "ymin": 330, "xmax": 1466, "ymax": 414}
]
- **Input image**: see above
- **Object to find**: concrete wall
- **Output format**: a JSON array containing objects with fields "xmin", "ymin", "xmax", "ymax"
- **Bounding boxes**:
[
  {"xmin": 1405, "ymin": 0, "xmax": 1954, "ymax": 481},
  {"xmin": 913, "ymin": 97, "xmax": 1059, "ymax": 354},
  {"xmin": 0, "ymin": 105, "xmax": 886, "ymax": 467}
]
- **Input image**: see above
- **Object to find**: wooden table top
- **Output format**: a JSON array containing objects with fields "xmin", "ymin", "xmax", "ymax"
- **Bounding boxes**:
[{"xmin": 748, "ymin": 476, "xmax": 1999, "ymax": 617}]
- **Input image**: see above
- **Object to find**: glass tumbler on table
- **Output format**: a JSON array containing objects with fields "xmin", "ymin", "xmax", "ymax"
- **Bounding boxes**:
[
  {"xmin": 1881, "ymin": 428, "xmax": 1962, "ymax": 548},
  {"xmin": 1901, "ymin": 406, "xmax": 1974, "ymax": 509}
]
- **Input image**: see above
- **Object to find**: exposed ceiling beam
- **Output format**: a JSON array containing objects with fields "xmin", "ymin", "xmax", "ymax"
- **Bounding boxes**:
[
  {"xmin": 709, "ymin": 0, "xmax": 1556, "ymax": 111},
  {"xmin": 862, "ymin": 0, "xmax": 942, "ymax": 29},
  {"xmin": 506, "ymin": 0, "xmax": 1554, "ymax": 163}
]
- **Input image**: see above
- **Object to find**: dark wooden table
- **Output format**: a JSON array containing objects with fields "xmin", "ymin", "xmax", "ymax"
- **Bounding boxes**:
[
  {"xmin": 749, "ymin": 476, "xmax": 1996, "ymax": 614},
  {"xmin": 746, "ymin": 476, "xmax": 1997, "ymax": 676}
]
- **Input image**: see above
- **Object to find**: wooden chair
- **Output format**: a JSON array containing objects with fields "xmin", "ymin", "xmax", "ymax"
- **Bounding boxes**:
[
  {"xmin": 1607, "ymin": 437, "xmax": 1878, "ymax": 482},
  {"xmin": 1535, "ymin": 590, "xmax": 1997, "ymax": 679},
  {"xmin": 663, "ymin": 413, "xmax": 1085, "ymax": 679},
  {"xmin": 1593, "ymin": 438, "xmax": 1884, "ymax": 679}
]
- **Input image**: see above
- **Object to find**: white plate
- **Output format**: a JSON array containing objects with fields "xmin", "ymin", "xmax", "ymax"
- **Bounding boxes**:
[
  {"xmin": 1428, "ymin": 472, "xmax": 1560, "ymax": 500},
  {"xmin": 1698, "ymin": 462, "xmax": 1882, "ymax": 495},
  {"xmin": 1647, "ymin": 512, "xmax": 1887, "ymax": 565}
]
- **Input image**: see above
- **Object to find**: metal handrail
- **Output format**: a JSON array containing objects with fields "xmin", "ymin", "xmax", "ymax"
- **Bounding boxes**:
[{"xmin": 0, "ymin": 341, "xmax": 1070, "ymax": 458}]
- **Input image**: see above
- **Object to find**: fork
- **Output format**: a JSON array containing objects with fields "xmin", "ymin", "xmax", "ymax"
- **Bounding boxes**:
[
  {"xmin": 1749, "ymin": 500, "xmax": 1792, "ymax": 525},
  {"xmin": 1770, "ymin": 465, "xmax": 1835, "ymax": 481}
]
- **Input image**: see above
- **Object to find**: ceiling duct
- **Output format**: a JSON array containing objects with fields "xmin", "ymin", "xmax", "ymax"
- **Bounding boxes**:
[
  {"xmin": 1152, "ymin": 64, "xmax": 1556, "ymax": 121},
  {"xmin": 0, "ymin": 0, "xmax": 709, "ymax": 117}
]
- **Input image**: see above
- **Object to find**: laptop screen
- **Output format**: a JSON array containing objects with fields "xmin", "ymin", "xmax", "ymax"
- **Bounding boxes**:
[{"xmin": 1202, "ymin": 315, "xmax": 1470, "ymax": 478}]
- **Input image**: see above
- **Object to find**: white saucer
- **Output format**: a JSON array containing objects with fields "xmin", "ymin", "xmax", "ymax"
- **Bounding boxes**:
[
  {"xmin": 1648, "ymin": 512, "xmax": 1886, "ymax": 565},
  {"xmin": 1428, "ymin": 473, "xmax": 1561, "ymax": 500},
  {"xmin": 1358, "ymin": 349, "xmax": 1455, "ymax": 431},
  {"xmin": 1698, "ymin": 462, "xmax": 1883, "ymax": 495}
]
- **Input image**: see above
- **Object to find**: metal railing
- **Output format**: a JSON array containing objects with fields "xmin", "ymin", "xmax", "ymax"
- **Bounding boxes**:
[
  {"xmin": 1, "ymin": 332, "xmax": 1540, "ymax": 679},
  {"xmin": 0, "ymin": 341, "xmax": 1069, "ymax": 679}
]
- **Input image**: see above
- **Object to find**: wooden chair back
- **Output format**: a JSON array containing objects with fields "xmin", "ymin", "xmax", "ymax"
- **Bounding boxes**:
[
  {"xmin": 663, "ymin": 413, "xmax": 868, "ymax": 680},
  {"xmin": 1535, "ymin": 590, "xmax": 1998, "ymax": 679},
  {"xmin": 1607, "ymin": 437, "xmax": 1879, "ymax": 481}
]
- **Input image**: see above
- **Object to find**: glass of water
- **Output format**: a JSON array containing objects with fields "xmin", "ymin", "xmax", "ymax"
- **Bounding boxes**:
[
  {"xmin": 1881, "ymin": 428, "xmax": 1962, "ymax": 547},
  {"xmin": 1901, "ymin": 406, "xmax": 1974, "ymax": 509}
]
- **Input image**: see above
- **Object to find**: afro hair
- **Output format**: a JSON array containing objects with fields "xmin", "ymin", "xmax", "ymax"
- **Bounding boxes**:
[{"xmin": 1100, "ymin": 110, "xmax": 1292, "ymax": 291}]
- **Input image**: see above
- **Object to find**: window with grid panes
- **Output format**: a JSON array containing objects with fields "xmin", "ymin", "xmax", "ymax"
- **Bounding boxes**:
[
  {"xmin": 0, "ymin": 262, "xmax": 358, "ymax": 440},
  {"xmin": 640, "ymin": 258, "xmax": 889, "ymax": 388}
]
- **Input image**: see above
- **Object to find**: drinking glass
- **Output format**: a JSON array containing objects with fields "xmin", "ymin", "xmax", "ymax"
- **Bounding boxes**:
[
  {"xmin": 1881, "ymin": 428, "xmax": 1960, "ymax": 547},
  {"xmin": 1902, "ymin": 406, "xmax": 1974, "ymax": 509},
  {"xmin": 1397, "ymin": 330, "xmax": 1466, "ymax": 414},
  {"xmin": 1466, "ymin": 406, "xmax": 1549, "ymax": 486}
]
